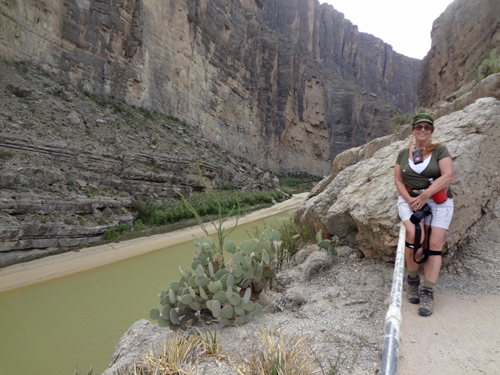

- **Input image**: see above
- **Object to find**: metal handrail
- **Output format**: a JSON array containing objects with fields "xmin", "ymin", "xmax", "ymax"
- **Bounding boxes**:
[{"xmin": 380, "ymin": 224, "xmax": 406, "ymax": 374}]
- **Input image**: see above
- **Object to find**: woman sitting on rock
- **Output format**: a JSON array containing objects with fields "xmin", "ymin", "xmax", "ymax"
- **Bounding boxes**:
[{"xmin": 394, "ymin": 113, "xmax": 454, "ymax": 316}]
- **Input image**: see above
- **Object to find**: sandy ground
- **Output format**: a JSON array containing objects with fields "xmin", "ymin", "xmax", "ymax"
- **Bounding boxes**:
[
  {"xmin": 0, "ymin": 193, "xmax": 308, "ymax": 293},
  {"xmin": 399, "ymin": 293, "xmax": 500, "ymax": 374},
  {"xmin": 398, "ymin": 227, "xmax": 500, "ymax": 375}
]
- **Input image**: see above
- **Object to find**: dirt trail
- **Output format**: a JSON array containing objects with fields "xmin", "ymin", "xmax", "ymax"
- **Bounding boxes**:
[
  {"xmin": 399, "ymin": 292, "xmax": 500, "ymax": 374},
  {"xmin": 0, "ymin": 193, "xmax": 308, "ymax": 293}
]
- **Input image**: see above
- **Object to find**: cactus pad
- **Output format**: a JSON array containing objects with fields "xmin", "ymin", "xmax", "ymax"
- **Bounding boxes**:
[
  {"xmin": 213, "ymin": 291, "xmax": 227, "ymax": 304},
  {"xmin": 161, "ymin": 304, "xmax": 172, "ymax": 318},
  {"xmin": 158, "ymin": 316, "xmax": 170, "ymax": 327},
  {"xmin": 170, "ymin": 308, "xmax": 179, "ymax": 324},
  {"xmin": 196, "ymin": 275, "xmax": 209, "ymax": 288},
  {"xmin": 212, "ymin": 300, "xmax": 221, "ymax": 318},
  {"xmin": 150, "ymin": 308, "xmax": 160, "ymax": 320},
  {"xmin": 225, "ymin": 241, "xmax": 237, "ymax": 253},
  {"xmin": 228, "ymin": 294, "xmax": 242, "ymax": 306},
  {"xmin": 243, "ymin": 288, "xmax": 251, "ymax": 304},
  {"xmin": 220, "ymin": 305, "xmax": 234, "ymax": 319},
  {"xmin": 252, "ymin": 304, "xmax": 263, "ymax": 318},
  {"xmin": 169, "ymin": 282, "xmax": 180, "ymax": 292}
]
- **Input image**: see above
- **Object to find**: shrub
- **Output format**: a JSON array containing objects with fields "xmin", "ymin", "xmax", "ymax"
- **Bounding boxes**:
[
  {"xmin": 279, "ymin": 174, "xmax": 322, "ymax": 193},
  {"xmin": 63, "ymin": 218, "xmax": 74, "ymax": 225},
  {"xmin": 103, "ymin": 228, "xmax": 118, "ymax": 240},
  {"xmin": 139, "ymin": 108, "xmax": 153, "ymax": 120},
  {"xmin": 247, "ymin": 329, "xmax": 317, "ymax": 375},
  {"xmin": 0, "ymin": 149, "xmax": 14, "ymax": 161},
  {"xmin": 391, "ymin": 113, "xmax": 412, "ymax": 132},
  {"xmin": 133, "ymin": 219, "xmax": 145, "ymax": 231},
  {"xmin": 479, "ymin": 50, "xmax": 500, "ymax": 79},
  {"xmin": 118, "ymin": 223, "xmax": 129, "ymax": 234}
]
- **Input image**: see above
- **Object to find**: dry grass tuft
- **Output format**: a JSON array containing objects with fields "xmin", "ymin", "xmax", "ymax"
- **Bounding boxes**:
[
  {"xmin": 244, "ymin": 329, "xmax": 320, "ymax": 375},
  {"xmin": 193, "ymin": 328, "xmax": 222, "ymax": 356},
  {"xmin": 118, "ymin": 328, "xmax": 244, "ymax": 375},
  {"xmin": 133, "ymin": 331, "xmax": 201, "ymax": 374},
  {"xmin": 118, "ymin": 328, "xmax": 324, "ymax": 375}
]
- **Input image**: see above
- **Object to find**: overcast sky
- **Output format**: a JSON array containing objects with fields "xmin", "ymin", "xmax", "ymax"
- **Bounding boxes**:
[{"xmin": 322, "ymin": 0, "xmax": 455, "ymax": 59}]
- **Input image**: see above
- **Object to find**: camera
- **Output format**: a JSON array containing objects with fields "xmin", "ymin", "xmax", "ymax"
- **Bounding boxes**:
[
  {"xmin": 412, "ymin": 149, "xmax": 424, "ymax": 164},
  {"xmin": 410, "ymin": 203, "xmax": 432, "ymax": 224}
]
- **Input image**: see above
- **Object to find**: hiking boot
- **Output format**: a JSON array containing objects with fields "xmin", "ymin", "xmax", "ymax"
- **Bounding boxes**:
[
  {"xmin": 419, "ymin": 286, "xmax": 434, "ymax": 316},
  {"xmin": 407, "ymin": 275, "xmax": 420, "ymax": 304}
]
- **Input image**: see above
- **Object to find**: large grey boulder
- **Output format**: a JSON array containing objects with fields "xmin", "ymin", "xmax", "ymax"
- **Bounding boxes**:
[
  {"xmin": 294, "ymin": 98, "xmax": 500, "ymax": 260},
  {"xmin": 102, "ymin": 319, "xmax": 167, "ymax": 375}
]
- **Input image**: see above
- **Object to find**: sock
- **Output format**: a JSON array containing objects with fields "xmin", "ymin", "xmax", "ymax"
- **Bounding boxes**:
[
  {"xmin": 423, "ymin": 280, "xmax": 435, "ymax": 289},
  {"xmin": 408, "ymin": 270, "xmax": 419, "ymax": 279}
]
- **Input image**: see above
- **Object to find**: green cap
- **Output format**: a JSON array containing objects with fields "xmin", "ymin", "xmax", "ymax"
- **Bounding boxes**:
[{"xmin": 412, "ymin": 113, "xmax": 434, "ymax": 126}]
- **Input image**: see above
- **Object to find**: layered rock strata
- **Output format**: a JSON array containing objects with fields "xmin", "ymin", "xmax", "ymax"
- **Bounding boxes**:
[
  {"xmin": 294, "ymin": 98, "xmax": 500, "ymax": 260},
  {"xmin": 418, "ymin": 0, "xmax": 500, "ymax": 107},
  {"xmin": 0, "ymin": 0, "xmax": 420, "ymax": 176},
  {"xmin": 0, "ymin": 133, "xmax": 262, "ymax": 265},
  {"xmin": 0, "ymin": 61, "xmax": 273, "ymax": 265}
]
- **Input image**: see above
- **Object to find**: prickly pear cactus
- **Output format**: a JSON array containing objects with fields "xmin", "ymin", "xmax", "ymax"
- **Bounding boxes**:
[
  {"xmin": 316, "ymin": 229, "xmax": 339, "ymax": 257},
  {"xmin": 150, "ymin": 230, "xmax": 279, "ymax": 330}
]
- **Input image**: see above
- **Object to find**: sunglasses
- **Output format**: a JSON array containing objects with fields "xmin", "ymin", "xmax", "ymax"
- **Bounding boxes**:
[{"xmin": 413, "ymin": 124, "xmax": 433, "ymax": 130}]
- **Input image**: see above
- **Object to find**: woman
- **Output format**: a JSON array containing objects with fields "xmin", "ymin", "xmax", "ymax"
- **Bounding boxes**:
[{"xmin": 394, "ymin": 113, "xmax": 454, "ymax": 316}]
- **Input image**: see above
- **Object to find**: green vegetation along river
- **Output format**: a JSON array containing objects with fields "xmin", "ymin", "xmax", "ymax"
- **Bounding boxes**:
[{"xmin": 0, "ymin": 208, "xmax": 297, "ymax": 375}]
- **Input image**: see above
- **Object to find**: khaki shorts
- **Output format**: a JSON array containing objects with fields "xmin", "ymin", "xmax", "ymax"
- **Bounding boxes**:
[{"xmin": 398, "ymin": 196, "xmax": 454, "ymax": 230}]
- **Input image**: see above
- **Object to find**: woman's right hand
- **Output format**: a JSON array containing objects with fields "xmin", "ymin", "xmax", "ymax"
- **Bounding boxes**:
[{"xmin": 408, "ymin": 194, "xmax": 429, "ymax": 212}]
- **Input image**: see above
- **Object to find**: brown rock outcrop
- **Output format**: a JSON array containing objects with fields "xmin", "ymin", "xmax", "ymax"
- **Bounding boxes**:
[
  {"xmin": 418, "ymin": 0, "xmax": 500, "ymax": 107},
  {"xmin": 294, "ymin": 98, "xmax": 500, "ymax": 260},
  {"xmin": 0, "ymin": 0, "xmax": 420, "ymax": 176}
]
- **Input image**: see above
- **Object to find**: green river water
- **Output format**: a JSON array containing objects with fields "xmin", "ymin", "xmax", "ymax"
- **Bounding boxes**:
[{"xmin": 0, "ymin": 209, "xmax": 294, "ymax": 375}]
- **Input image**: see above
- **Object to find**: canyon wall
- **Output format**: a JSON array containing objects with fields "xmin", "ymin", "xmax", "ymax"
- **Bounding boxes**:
[
  {"xmin": 418, "ymin": 0, "xmax": 500, "ymax": 107},
  {"xmin": 0, "ymin": 0, "xmax": 420, "ymax": 176}
]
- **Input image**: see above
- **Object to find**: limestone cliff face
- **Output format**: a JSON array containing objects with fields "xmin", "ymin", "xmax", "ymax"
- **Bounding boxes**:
[
  {"xmin": 418, "ymin": 0, "xmax": 500, "ymax": 107},
  {"xmin": 0, "ymin": 0, "xmax": 420, "ymax": 176}
]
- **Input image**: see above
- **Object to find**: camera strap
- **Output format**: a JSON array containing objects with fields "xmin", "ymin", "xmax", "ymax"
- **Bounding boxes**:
[{"xmin": 407, "ymin": 207, "xmax": 435, "ymax": 264}]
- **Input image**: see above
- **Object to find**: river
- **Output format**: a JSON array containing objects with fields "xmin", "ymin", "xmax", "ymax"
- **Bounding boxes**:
[{"xmin": 0, "ymin": 195, "xmax": 305, "ymax": 375}]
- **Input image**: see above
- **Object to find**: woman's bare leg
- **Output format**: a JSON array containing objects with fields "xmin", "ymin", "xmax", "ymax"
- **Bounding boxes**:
[{"xmin": 422, "ymin": 226, "xmax": 446, "ymax": 283}]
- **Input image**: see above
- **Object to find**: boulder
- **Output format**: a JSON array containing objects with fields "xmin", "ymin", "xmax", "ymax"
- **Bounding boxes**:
[
  {"xmin": 67, "ymin": 111, "xmax": 81, "ymax": 125},
  {"xmin": 294, "ymin": 98, "xmax": 500, "ymax": 260},
  {"xmin": 102, "ymin": 319, "xmax": 167, "ymax": 375}
]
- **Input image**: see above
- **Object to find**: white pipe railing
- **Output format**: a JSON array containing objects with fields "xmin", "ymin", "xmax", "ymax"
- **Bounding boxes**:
[{"xmin": 381, "ymin": 224, "xmax": 406, "ymax": 374}]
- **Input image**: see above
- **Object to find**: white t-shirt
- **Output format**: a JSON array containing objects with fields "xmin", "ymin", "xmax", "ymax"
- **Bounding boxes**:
[{"xmin": 409, "ymin": 155, "xmax": 432, "ymax": 174}]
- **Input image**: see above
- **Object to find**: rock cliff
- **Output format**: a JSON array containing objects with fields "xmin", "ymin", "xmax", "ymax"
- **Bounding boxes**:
[
  {"xmin": 294, "ymin": 98, "xmax": 500, "ymax": 260},
  {"xmin": 0, "ymin": 61, "xmax": 276, "ymax": 265},
  {"xmin": 0, "ymin": 0, "xmax": 420, "ymax": 176},
  {"xmin": 418, "ymin": 0, "xmax": 500, "ymax": 107}
]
